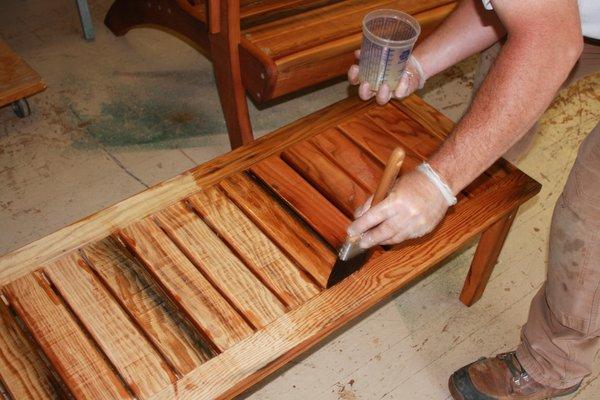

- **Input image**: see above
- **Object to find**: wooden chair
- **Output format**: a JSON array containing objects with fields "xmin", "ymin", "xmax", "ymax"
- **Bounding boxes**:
[{"xmin": 104, "ymin": 0, "xmax": 457, "ymax": 148}]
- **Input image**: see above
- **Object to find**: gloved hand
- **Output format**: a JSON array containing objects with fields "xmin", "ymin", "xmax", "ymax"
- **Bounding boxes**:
[
  {"xmin": 348, "ymin": 50, "xmax": 426, "ymax": 105},
  {"xmin": 348, "ymin": 169, "xmax": 449, "ymax": 248}
]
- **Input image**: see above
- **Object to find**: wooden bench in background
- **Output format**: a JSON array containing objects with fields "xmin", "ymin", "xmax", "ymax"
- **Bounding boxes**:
[
  {"xmin": 0, "ymin": 39, "xmax": 46, "ymax": 118},
  {"xmin": 104, "ymin": 0, "xmax": 457, "ymax": 148},
  {"xmin": 0, "ymin": 95, "xmax": 539, "ymax": 399}
]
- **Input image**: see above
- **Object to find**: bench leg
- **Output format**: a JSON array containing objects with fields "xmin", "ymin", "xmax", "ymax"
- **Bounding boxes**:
[{"xmin": 459, "ymin": 209, "xmax": 517, "ymax": 306}]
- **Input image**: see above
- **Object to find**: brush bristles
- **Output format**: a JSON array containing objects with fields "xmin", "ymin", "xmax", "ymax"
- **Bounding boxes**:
[{"xmin": 338, "ymin": 238, "xmax": 365, "ymax": 261}]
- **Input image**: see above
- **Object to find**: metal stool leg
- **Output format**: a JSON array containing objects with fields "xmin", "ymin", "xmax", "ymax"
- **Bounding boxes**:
[{"xmin": 76, "ymin": 0, "xmax": 95, "ymax": 41}]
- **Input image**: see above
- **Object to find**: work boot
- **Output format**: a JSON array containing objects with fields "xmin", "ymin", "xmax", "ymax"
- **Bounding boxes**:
[{"xmin": 448, "ymin": 351, "xmax": 581, "ymax": 399}]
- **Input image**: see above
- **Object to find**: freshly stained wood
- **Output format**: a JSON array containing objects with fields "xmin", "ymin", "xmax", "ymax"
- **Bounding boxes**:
[
  {"xmin": 338, "ymin": 116, "xmax": 422, "ymax": 172},
  {"xmin": 282, "ymin": 139, "xmax": 370, "ymax": 216},
  {"xmin": 188, "ymin": 186, "xmax": 319, "ymax": 308},
  {"xmin": 4, "ymin": 272, "xmax": 131, "ymax": 400},
  {"xmin": 365, "ymin": 106, "xmax": 441, "ymax": 159},
  {"xmin": 310, "ymin": 128, "xmax": 383, "ymax": 192},
  {"xmin": 0, "ymin": 301, "xmax": 58, "ymax": 399},
  {"xmin": 120, "ymin": 218, "xmax": 254, "ymax": 352},
  {"xmin": 44, "ymin": 253, "xmax": 176, "ymax": 398},
  {"xmin": 220, "ymin": 173, "xmax": 334, "ymax": 288},
  {"xmin": 244, "ymin": 0, "xmax": 453, "ymax": 59},
  {"xmin": 151, "ymin": 171, "xmax": 540, "ymax": 400},
  {"xmin": 155, "ymin": 202, "xmax": 286, "ymax": 327},
  {"xmin": 82, "ymin": 236, "xmax": 213, "ymax": 376},
  {"xmin": 0, "ymin": 39, "xmax": 46, "ymax": 107},
  {"xmin": 250, "ymin": 156, "xmax": 350, "ymax": 248}
]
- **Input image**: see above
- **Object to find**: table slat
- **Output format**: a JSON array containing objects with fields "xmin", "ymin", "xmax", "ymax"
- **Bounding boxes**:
[
  {"xmin": 156, "ymin": 202, "xmax": 287, "ymax": 328},
  {"xmin": 282, "ymin": 139, "xmax": 370, "ymax": 216},
  {"xmin": 0, "ymin": 301, "xmax": 60, "ymax": 399},
  {"xmin": 83, "ymin": 237, "xmax": 214, "ymax": 376},
  {"xmin": 309, "ymin": 127, "xmax": 383, "ymax": 193},
  {"xmin": 44, "ymin": 253, "xmax": 176, "ymax": 398},
  {"xmin": 251, "ymin": 156, "xmax": 350, "ymax": 248},
  {"xmin": 119, "ymin": 219, "xmax": 253, "ymax": 352},
  {"xmin": 220, "ymin": 173, "xmax": 334, "ymax": 288},
  {"xmin": 188, "ymin": 187, "xmax": 319, "ymax": 308},
  {"xmin": 4, "ymin": 272, "xmax": 131, "ymax": 400}
]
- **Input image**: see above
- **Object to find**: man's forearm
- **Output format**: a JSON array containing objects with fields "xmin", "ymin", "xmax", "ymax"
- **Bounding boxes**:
[
  {"xmin": 414, "ymin": 0, "xmax": 505, "ymax": 80},
  {"xmin": 428, "ymin": 0, "xmax": 583, "ymax": 194}
]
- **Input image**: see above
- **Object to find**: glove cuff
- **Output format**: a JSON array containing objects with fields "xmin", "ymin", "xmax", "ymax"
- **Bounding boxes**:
[
  {"xmin": 417, "ymin": 163, "xmax": 457, "ymax": 206},
  {"xmin": 409, "ymin": 55, "xmax": 426, "ymax": 89}
]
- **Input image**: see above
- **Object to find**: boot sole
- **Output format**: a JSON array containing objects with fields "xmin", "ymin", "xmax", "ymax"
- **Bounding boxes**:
[{"xmin": 448, "ymin": 375, "xmax": 582, "ymax": 400}]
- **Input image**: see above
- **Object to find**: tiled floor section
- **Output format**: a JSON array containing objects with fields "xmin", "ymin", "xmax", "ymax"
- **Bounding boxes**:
[{"xmin": 1, "ymin": 1, "xmax": 598, "ymax": 399}]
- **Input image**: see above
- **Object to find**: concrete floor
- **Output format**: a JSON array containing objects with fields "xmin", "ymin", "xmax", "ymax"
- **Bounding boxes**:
[{"xmin": 1, "ymin": 1, "xmax": 598, "ymax": 399}]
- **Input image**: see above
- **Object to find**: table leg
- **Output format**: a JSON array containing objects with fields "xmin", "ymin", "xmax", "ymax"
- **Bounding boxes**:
[
  {"xmin": 460, "ymin": 209, "xmax": 517, "ymax": 306},
  {"xmin": 75, "ymin": 0, "xmax": 95, "ymax": 41}
]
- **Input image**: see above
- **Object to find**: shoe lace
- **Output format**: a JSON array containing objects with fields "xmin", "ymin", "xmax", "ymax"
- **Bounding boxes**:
[{"xmin": 499, "ymin": 352, "xmax": 530, "ymax": 386}]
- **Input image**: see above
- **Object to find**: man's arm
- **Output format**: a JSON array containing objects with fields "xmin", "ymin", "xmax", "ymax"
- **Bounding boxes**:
[
  {"xmin": 414, "ymin": 0, "xmax": 505, "ymax": 81},
  {"xmin": 348, "ymin": 0, "xmax": 583, "ymax": 247},
  {"xmin": 429, "ymin": 0, "xmax": 583, "ymax": 194}
]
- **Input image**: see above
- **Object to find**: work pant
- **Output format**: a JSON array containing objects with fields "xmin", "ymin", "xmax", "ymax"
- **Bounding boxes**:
[{"xmin": 473, "ymin": 40, "xmax": 600, "ymax": 388}]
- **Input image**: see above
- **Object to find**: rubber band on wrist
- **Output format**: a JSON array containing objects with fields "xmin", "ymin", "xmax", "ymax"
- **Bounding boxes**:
[{"xmin": 417, "ymin": 162, "xmax": 457, "ymax": 206}]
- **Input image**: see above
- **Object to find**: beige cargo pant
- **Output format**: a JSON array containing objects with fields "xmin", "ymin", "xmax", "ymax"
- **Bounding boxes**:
[{"xmin": 473, "ymin": 40, "xmax": 600, "ymax": 389}]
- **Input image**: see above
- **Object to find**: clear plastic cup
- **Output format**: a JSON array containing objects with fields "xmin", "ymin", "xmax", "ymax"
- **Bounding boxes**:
[{"xmin": 358, "ymin": 9, "xmax": 421, "ymax": 91}]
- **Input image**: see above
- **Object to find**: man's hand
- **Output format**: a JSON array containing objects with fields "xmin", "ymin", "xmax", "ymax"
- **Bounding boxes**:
[
  {"xmin": 347, "ymin": 50, "xmax": 425, "ymax": 105},
  {"xmin": 348, "ymin": 169, "xmax": 449, "ymax": 248}
]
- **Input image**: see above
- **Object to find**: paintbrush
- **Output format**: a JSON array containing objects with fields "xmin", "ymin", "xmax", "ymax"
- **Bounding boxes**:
[{"xmin": 327, "ymin": 147, "xmax": 405, "ymax": 288}]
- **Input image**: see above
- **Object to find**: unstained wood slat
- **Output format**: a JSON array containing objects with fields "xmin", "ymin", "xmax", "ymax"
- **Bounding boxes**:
[
  {"xmin": 310, "ymin": 127, "xmax": 383, "ymax": 192},
  {"xmin": 120, "ymin": 219, "xmax": 253, "ymax": 352},
  {"xmin": 155, "ymin": 202, "xmax": 286, "ymax": 328},
  {"xmin": 251, "ymin": 156, "xmax": 350, "ymax": 248},
  {"xmin": 82, "ymin": 237, "xmax": 213, "ymax": 376},
  {"xmin": 44, "ymin": 253, "xmax": 176, "ymax": 398},
  {"xmin": 4, "ymin": 272, "xmax": 131, "ymax": 400},
  {"xmin": 282, "ymin": 139, "xmax": 370, "ymax": 217},
  {"xmin": 219, "ymin": 173, "xmax": 334, "ymax": 288},
  {"xmin": 0, "ymin": 300, "xmax": 59, "ymax": 399},
  {"xmin": 188, "ymin": 186, "xmax": 320, "ymax": 308}
]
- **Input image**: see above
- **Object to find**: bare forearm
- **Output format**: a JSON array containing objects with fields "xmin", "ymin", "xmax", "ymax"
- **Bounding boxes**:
[
  {"xmin": 414, "ymin": 0, "xmax": 505, "ymax": 79},
  {"xmin": 428, "ymin": 4, "xmax": 582, "ymax": 193}
]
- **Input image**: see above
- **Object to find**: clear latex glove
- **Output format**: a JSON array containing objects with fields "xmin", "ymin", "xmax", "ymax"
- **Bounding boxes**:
[
  {"xmin": 348, "ymin": 49, "xmax": 426, "ymax": 105},
  {"xmin": 348, "ymin": 169, "xmax": 449, "ymax": 248}
]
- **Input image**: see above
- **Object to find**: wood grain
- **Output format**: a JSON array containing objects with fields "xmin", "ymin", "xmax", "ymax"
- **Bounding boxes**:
[
  {"xmin": 149, "ymin": 171, "xmax": 541, "ymax": 400},
  {"xmin": 337, "ymin": 115, "xmax": 422, "ymax": 173},
  {"xmin": 0, "ymin": 96, "xmax": 369, "ymax": 286},
  {"xmin": 244, "ymin": 0, "xmax": 452, "ymax": 59},
  {"xmin": 44, "ymin": 253, "xmax": 176, "ymax": 398},
  {"xmin": 282, "ymin": 139, "xmax": 370, "ymax": 216},
  {"xmin": 0, "ymin": 301, "xmax": 58, "ymax": 399},
  {"xmin": 82, "ymin": 236, "xmax": 213, "ymax": 376},
  {"xmin": 250, "ymin": 156, "xmax": 350, "ymax": 249},
  {"xmin": 219, "ymin": 173, "xmax": 334, "ymax": 288},
  {"xmin": 155, "ymin": 202, "xmax": 286, "ymax": 327},
  {"xmin": 4, "ymin": 272, "xmax": 131, "ymax": 400},
  {"xmin": 310, "ymin": 128, "xmax": 383, "ymax": 192},
  {"xmin": 365, "ymin": 105, "xmax": 441, "ymax": 159},
  {"xmin": 0, "ymin": 39, "xmax": 46, "ymax": 107},
  {"xmin": 188, "ymin": 187, "xmax": 319, "ymax": 308},
  {"xmin": 119, "ymin": 218, "xmax": 254, "ymax": 352},
  {"xmin": 262, "ymin": 3, "xmax": 456, "ymax": 100}
]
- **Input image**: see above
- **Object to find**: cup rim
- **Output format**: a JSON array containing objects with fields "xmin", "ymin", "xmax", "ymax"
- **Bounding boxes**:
[{"xmin": 362, "ymin": 9, "xmax": 421, "ymax": 47}]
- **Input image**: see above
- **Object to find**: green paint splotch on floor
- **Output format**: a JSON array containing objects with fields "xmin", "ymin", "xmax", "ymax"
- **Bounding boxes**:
[{"xmin": 84, "ymin": 97, "xmax": 223, "ymax": 147}]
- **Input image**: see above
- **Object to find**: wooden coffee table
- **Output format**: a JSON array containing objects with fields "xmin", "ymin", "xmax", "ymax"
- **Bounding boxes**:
[{"xmin": 0, "ymin": 95, "xmax": 540, "ymax": 399}]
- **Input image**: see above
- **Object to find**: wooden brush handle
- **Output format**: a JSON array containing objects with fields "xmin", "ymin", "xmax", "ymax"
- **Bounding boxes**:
[{"xmin": 371, "ymin": 147, "xmax": 405, "ymax": 206}]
